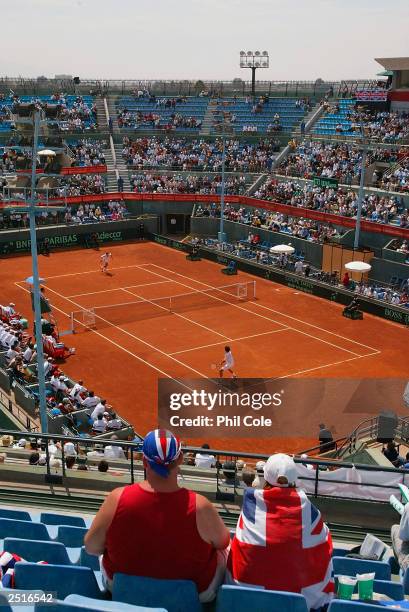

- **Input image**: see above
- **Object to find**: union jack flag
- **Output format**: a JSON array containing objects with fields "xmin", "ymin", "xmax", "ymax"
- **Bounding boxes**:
[{"xmin": 226, "ymin": 487, "xmax": 334, "ymax": 610}]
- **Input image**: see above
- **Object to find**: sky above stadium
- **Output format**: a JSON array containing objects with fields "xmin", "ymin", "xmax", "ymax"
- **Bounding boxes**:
[{"xmin": 3, "ymin": 0, "xmax": 409, "ymax": 81}]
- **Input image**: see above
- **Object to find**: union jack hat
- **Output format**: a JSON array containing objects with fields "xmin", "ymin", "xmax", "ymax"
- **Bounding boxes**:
[{"xmin": 142, "ymin": 429, "xmax": 182, "ymax": 478}]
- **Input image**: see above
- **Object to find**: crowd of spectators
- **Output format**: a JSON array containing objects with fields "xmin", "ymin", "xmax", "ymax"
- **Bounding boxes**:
[
  {"xmin": 278, "ymin": 140, "xmax": 363, "ymax": 182},
  {"xmin": 129, "ymin": 172, "xmax": 248, "ymax": 195},
  {"xmin": 55, "ymin": 173, "xmax": 106, "ymax": 196},
  {"xmin": 390, "ymin": 239, "xmax": 409, "ymax": 255},
  {"xmin": 195, "ymin": 202, "xmax": 340, "ymax": 243},
  {"xmin": 118, "ymin": 109, "xmax": 202, "ymax": 130},
  {"xmin": 121, "ymin": 136, "xmax": 278, "ymax": 172},
  {"xmin": 379, "ymin": 156, "xmax": 409, "ymax": 192},
  {"xmin": 70, "ymin": 139, "xmax": 107, "ymax": 167},
  {"xmin": 64, "ymin": 200, "xmax": 127, "ymax": 224},
  {"xmin": 254, "ymin": 179, "xmax": 407, "ymax": 226}
]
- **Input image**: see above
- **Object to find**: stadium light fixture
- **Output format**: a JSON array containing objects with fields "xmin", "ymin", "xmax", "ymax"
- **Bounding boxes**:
[{"xmin": 239, "ymin": 50, "xmax": 269, "ymax": 98}]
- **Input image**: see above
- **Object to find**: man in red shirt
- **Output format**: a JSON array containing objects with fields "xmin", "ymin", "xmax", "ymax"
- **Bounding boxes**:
[{"xmin": 85, "ymin": 429, "xmax": 229, "ymax": 602}]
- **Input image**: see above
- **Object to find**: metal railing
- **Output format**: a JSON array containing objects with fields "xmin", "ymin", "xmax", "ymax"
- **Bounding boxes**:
[{"xmin": 0, "ymin": 427, "xmax": 407, "ymax": 504}]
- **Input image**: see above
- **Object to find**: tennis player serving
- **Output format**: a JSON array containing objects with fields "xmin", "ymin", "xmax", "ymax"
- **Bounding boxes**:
[
  {"xmin": 100, "ymin": 251, "xmax": 112, "ymax": 274},
  {"xmin": 219, "ymin": 345, "xmax": 237, "ymax": 379}
]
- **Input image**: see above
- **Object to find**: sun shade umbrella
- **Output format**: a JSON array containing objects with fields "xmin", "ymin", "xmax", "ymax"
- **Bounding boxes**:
[
  {"xmin": 38, "ymin": 149, "xmax": 56, "ymax": 156},
  {"xmin": 270, "ymin": 244, "xmax": 295, "ymax": 254},
  {"xmin": 345, "ymin": 261, "xmax": 372, "ymax": 273}
]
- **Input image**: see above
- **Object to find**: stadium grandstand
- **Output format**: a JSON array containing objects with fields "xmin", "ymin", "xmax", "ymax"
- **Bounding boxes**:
[{"xmin": 1, "ymin": 45, "xmax": 409, "ymax": 612}]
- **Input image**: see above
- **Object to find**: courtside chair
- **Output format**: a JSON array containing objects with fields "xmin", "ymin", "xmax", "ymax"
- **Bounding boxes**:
[
  {"xmin": 332, "ymin": 557, "xmax": 391, "ymax": 581},
  {"xmin": 0, "ymin": 518, "xmax": 50, "ymax": 541},
  {"xmin": 216, "ymin": 586, "xmax": 309, "ymax": 612},
  {"xmin": 40, "ymin": 513, "xmax": 86, "ymax": 528},
  {"xmin": 14, "ymin": 562, "xmax": 103, "ymax": 600},
  {"xmin": 112, "ymin": 574, "xmax": 201, "ymax": 612},
  {"xmin": 3, "ymin": 537, "xmax": 71, "ymax": 565}
]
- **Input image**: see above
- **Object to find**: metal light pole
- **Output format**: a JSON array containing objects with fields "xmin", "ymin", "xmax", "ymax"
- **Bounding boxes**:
[
  {"xmin": 218, "ymin": 133, "xmax": 227, "ymax": 243},
  {"xmin": 239, "ymin": 51, "xmax": 269, "ymax": 99},
  {"xmin": 29, "ymin": 111, "xmax": 48, "ymax": 433},
  {"xmin": 353, "ymin": 124, "xmax": 367, "ymax": 250}
]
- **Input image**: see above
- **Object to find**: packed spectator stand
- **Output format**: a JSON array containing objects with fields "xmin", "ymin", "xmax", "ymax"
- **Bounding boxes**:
[
  {"xmin": 129, "ymin": 172, "xmax": 249, "ymax": 195},
  {"xmin": 122, "ymin": 136, "xmax": 279, "ymax": 172},
  {"xmin": 254, "ymin": 179, "xmax": 407, "ymax": 227},
  {"xmin": 117, "ymin": 94, "xmax": 207, "ymax": 131},
  {"xmin": 314, "ymin": 98, "xmax": 409, "ymax": 141}
]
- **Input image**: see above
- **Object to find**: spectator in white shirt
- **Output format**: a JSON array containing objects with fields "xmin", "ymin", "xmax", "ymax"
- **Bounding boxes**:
[
  {"xmin": 392, "ymin": 501, "xmax": 409, "ymax": 571},
  {"xmin": 106, "ymin": 412, "xmax": 122, "ymax": 431},
  {"xmin": 23, "ymin": 343, "xmax": 36, "ymax": 364},
  {"xmin": 82, "ymin": 391, "xmax": 99, "ymax": 410},
  {"xmin": 92, "ymin": 413, "xmax": 107, "ymax": 433},
  {"xmin": 194, "ymin": 443, "xmax": 216, "ymax": 468},
  {"xmin": 63, "ymin": 441, "xmax": 77, "ymax": 457},
  {"xmin": 6, "ymin": 345, "xmax": 19, "ymax": 364},
  {"xmin": 44, "ymin": 357, "xmax": 54, "ymax": 377},
  {"xmin": 104, "ymin": 435, "xmax": 126, "ymax": 460},
  {"xmin": 91, "ymin": 399, "xmax": 108, "ymax": 421},
  {"xmin": 70, "ymin": 380, "xmax": 86, "ymax": 401}
]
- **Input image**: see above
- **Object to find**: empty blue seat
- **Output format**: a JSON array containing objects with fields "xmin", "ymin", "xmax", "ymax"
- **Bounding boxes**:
[
  {"xmin": 112, "ymin": 574, "xmax": 201, "ymax": 612},
  {"xmin": 328, "ymin": 602, "xmax": 383, "ymax": 611},
  {"xmin": 0, "ymin": 508, "xmax": 32, "ymax": 521},
  {"xmin": 57, "ymin": 526, "xmax": 88, "ymax": 547},
  {"xmin": 0, "ymin": 518, "xmax": 50, "ymax": 541},
  {"xmin": 371, "ymin": 579, "xmax": 403, "ymax": 600},
  {"xmin": 333, "ymin": 556, "xmax": 391, "ymax": 581},
  {"xmin": 78, "ymin": 547, "xmax": 100, "ymax": 571},
  {"xmin": 216, "ymin": 585, "xmax": 308, "ymax": 612},
  {"xmin": 60, "ymin": 594, "xmax": 167, "ymax": 611},
  {"xmin": 14, "ymin": 562, "xmax": 102, "ymax": 600},
  {"xmin": 0, "ymin": 593, "xmax": 12, "ymax": 612},
  {"xmin": 41, "ymin": 513, "xmax": 86, "ymax": 528},
  {"xmin": 3, "ymin": 537, "xmax": 71, "ymax": 565}
]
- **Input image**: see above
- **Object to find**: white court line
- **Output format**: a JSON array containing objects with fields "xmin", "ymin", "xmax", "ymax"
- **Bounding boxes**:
[
  {"xmin": 36, "ymin": 263, "xmax": 147, "ymax": 281},
  {"xmin": 33, "ymin": 283, "xmax": 210, "ymax": 379},
  {"xmin": 14, "ymin": 282, "xmax": 192, "ymax": 387},
  {"xmin": 121, "ymin": 288, "xmax": 231, "ymax": 342},
  {"xmin": 140, "ymin": 263, "xmax": 368, "ymax": 359},
  {"xmin": 143, "ymin": 262, "xmax": 381, "ymax": 355},
  {"xmin": 68, "ymin": 280, "xmax": 172, "ymax": 298},
  {"xmin": 277, "ymin": 353, "xmax": 378, "ymax": 379},
  {"xmin": 169, "ymin": 327, "xmax": 290, "ymax": 355}
]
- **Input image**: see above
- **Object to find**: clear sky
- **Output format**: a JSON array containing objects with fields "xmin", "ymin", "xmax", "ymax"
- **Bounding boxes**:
[{"xmin": 3, "ymin": 0, "xmax": 408, "ymax": 81}]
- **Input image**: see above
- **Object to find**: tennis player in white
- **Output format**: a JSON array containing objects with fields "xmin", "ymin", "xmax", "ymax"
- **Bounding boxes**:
[
  {"xmin": 219, "ymin": 345, "xmax": 237, "ymax": 379},
  {"xmin": 100, "ymin": 251, "xmax": 112, "ymax": 274}
]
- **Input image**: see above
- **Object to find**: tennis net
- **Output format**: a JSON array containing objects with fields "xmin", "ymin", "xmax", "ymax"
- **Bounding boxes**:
[{"xmin": 70, "ymin": 280, "xmax": 256, "ymax": 333}]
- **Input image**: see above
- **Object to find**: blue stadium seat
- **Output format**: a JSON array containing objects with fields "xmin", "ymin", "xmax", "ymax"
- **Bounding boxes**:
[
  {"xmin": 14, "ymin": 562, "xmax": 102, "ymax": 600},
  {"xmin": 112, "ymin": 574, "xmax": 201, "ymax": 612},
  {"xmin": 0, "ymin": 509, "xmax": 32, "ymax": 521},
  {"xmin": 62, "ymin": 594, "xmax": 168, "ymax": 611},
  {"xmin": 371, "ymin": 579, "xmax": 403, "ymax": 600},
  {"xmin": 3, "ymin": 537, "xmax": 71, "ymax": 565},
  {"xmin": 216, "ymin": 585, "xmax": 309, "ymax": 612},
  {"xmin": 0, "ymin": 593, "xmax": 12, "ymax": 612},
  {"xmin": 0, "ymin": 518, "xmax": 50, "ymax": 541},
  {"xmin": 328, "ymin": 602, "xmax": 385, "ymax": 611},
  {"xmin": 40, "ymin": 513, "xmax": 86, "ymax": 528},
  {"xmin": 333, "ymin": 557, "xmax": 391, "ymax": 581},
  {"xmin": 78, "ymin": 547, "xmax": 100, "ymax": 571},
  {"xmin": 57, "ymin": 526, "xmax": 88, "ymax": 547}
]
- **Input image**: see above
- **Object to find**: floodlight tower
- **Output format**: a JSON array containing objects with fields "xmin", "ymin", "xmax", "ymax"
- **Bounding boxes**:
[
  {"xmin": 1, "ymin": 108, "xmax": 66, "ymax": 433},
  {"xmin": 353, "ymin": 122, "xmax": 369, "ymax": 250},
  {"xmin": 239, "ymin": 50, "xmax": 269, "ymax": 99},
  {"xmin": 212, "ymin": 113, "xmax": 234, "ymax": 244}
]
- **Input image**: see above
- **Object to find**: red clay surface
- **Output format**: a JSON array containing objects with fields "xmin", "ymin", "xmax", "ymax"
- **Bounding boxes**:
[{"xmin": 2, "ymin": 241, "xmax": 409, "ymax": 454}]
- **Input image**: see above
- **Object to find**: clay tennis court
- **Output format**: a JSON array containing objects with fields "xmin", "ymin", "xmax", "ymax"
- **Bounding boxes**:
[{"xmin": 3, "ymin": 240, "xmax": 409, "ymax": 454}]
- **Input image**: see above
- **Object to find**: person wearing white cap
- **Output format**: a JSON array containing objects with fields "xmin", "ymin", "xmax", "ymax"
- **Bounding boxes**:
[
  {"xmin": 252, "ymin": 460, "xmax": 266, "ymax": 489},
  {"xmin": 226, "ymin": 453, "xmax": 334, "ymax": 611}
]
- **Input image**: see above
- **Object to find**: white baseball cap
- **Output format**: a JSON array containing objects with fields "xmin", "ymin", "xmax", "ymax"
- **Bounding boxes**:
[{"xmin": 264, "ymin": 453, "xmax": 298, "ymax": 487}]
